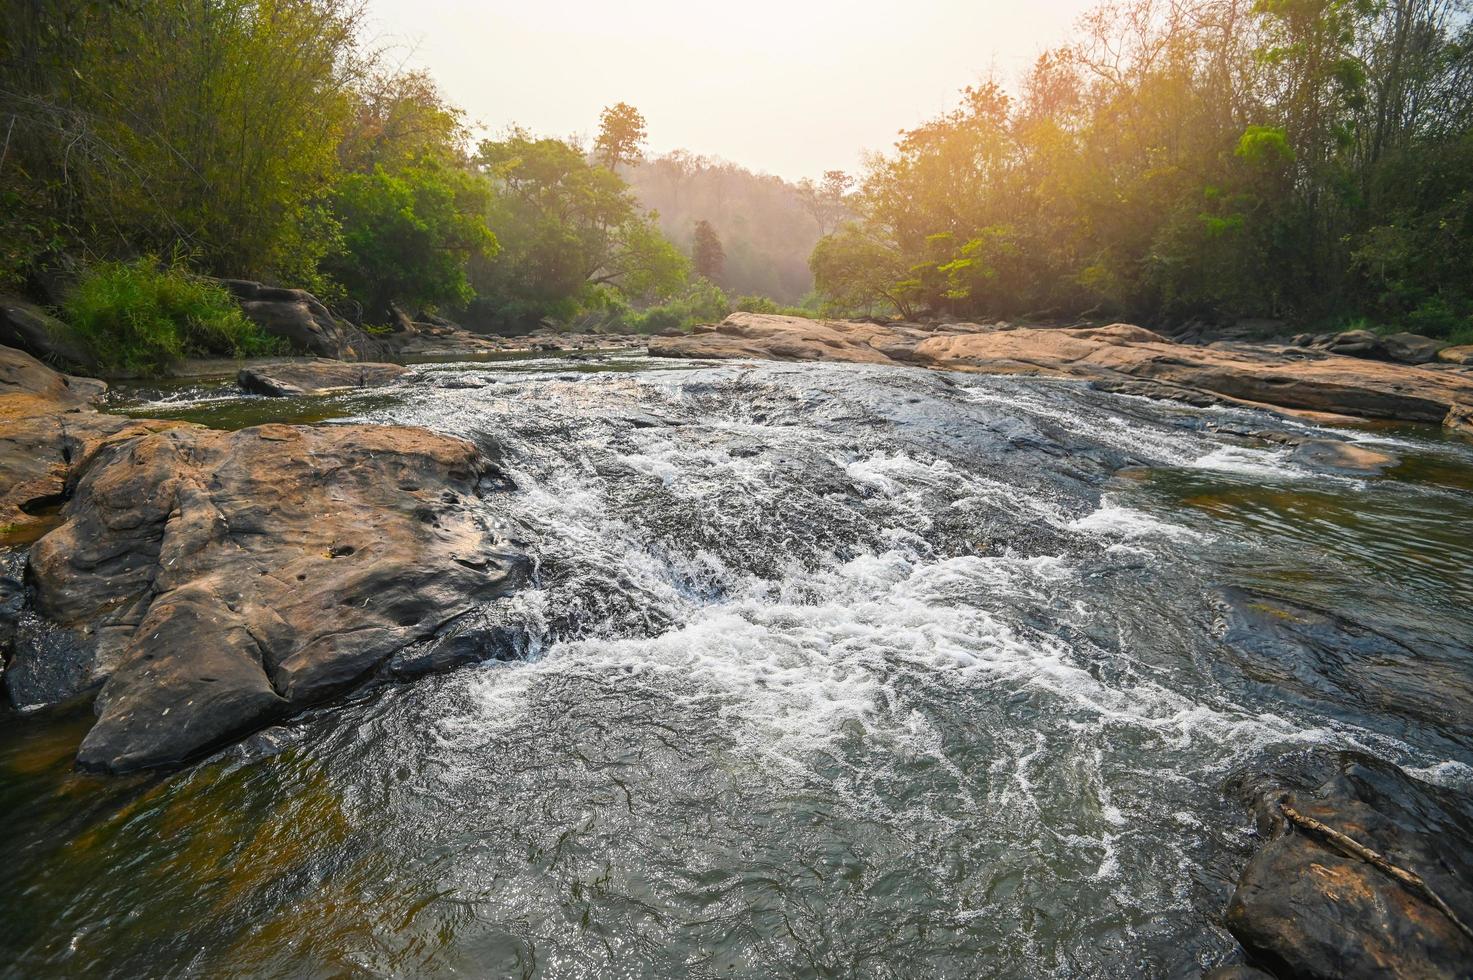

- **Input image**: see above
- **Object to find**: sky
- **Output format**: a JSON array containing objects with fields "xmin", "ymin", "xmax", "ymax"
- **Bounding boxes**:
[{"xmin": 367, "ymin": 0, "xmax": 1098, "ymax": 181}]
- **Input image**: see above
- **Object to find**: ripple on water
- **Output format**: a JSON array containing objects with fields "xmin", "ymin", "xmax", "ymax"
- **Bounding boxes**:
[{"xmin": 4, "ymin": 359, "xmax": 1470, "ymax": 978}]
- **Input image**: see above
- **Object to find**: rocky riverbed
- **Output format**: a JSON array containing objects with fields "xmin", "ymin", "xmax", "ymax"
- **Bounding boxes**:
[{"xmin": 1, "ymin": 328, "xmax": 1471, "ymax": 977}]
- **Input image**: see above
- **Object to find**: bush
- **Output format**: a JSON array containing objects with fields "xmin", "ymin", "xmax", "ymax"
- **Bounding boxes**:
[
  {"xmin": 64, "ymin": 259, "xmax": 281, "ymax": 374},
  {"xmin": 732, "ymin": 294, "xmax": 817, "ymax": 318}
]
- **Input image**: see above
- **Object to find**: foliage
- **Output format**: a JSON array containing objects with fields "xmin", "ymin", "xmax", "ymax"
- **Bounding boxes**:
[
  {"xmin": 0, "ymin": 0, "xmax": 362, "ymax": 286},
  {"xmin": 595, "ymin": 102, "xmax": 649, "ymax": 171},
  {"xmin": 796, "ymin": 171, "xmax": 856, "ymax": 236},
  {"xmin": 324, "ymin": 163, "xmax": 498, "ymax": 321},
  {"xmin": 63, "ymin": 259, "xmax": 280, "ymax": 374},
  {"xmin": 470, "ymin": 132, "xmax": 686, "ymax": 327},
  {"xmin": 810, "ymin": 226, "xmax": 914, "ymax": 318},
  {"xmin": 582, "ymin": 278, "xmax": 733, "ymax": 334},
  {"xmin": 692, "ymin": 220, "xmax": 726, "ymax": 282},
  {"xmin": 812, "ymin": 0, "xmax": 1473, "ymax": 328}
]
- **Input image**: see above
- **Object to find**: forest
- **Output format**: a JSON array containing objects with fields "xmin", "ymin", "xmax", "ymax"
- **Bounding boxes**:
[
  {"xmin": 815, "ymin": 0, "xmax": 1473, "ymax": 341},
  {"xmin": 2, "ymin": 0, "xmax": 1471, "ymax": 372}
]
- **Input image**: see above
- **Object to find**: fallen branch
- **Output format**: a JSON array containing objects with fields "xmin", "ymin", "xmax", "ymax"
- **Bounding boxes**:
[{"xmin": 1281, "ymin": 803, "xmax": 1473, "ymax": 943}]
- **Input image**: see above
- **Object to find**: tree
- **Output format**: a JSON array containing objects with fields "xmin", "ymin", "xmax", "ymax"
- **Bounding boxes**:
[
  {"xmin": 797, "ymin": 170, "xmax": 855, "ymax": 235},
  {"xmin": 692, "ymin": 220, "xmax": 726, "ymax": 281},
  {"xmin": 594, "ymin": 102, "xmax": 648, "ymax": 171},
  {"xmin": 0, "ymin": 0, "xmax": 364, "ymax": 286},
  {"xmin": 471, "ymin": 132, "xmax": 685, "ymax": 323},
  {"xmin": 324, "ymin": 163, "xmax": 498, "ymax": 321},
  {"xmin": 810, "ymin": 225, "xmax": 914, "ymax": 318},
  {"xmin": 339, "ymin": 69, "xmax": 469, "ymax": 174}
]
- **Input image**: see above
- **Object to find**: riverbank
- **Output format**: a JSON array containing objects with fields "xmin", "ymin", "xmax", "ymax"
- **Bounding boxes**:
[
  {"xmin": 2, "ymin": 335, "xmax": 1471, "ymax": 978},
  {"xmin": 651, "ymin": 314, "xmax": 1473, "ymax": 434}
]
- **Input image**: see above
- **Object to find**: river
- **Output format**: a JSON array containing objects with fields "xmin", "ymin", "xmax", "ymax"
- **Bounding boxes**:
[{"xmin": 3, "ymin": 351, "xmax": 1471, "ymax": 978}]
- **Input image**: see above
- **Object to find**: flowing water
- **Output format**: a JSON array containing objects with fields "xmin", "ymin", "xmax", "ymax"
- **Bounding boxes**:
[{"xmin": 3, "ymin": 352, "xmax": 1471, "ymax": 978}]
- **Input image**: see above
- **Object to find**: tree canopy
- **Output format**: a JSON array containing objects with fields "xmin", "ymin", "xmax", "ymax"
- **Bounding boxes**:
[{"xmin": 810, "ymin": 0, "xmax": 1473, "ymax": 338}]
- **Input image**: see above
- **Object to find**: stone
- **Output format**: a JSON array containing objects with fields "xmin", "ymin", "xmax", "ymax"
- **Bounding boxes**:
[
  {"xmin": 216, "ymin": 278, "xmax": 367, "ymax": 360},
  {"xmin": 1319, "ymin": 328, "xmax": 1386, "ymax": 359},
  {"xmin": 1382, "ymin": 332, "xmax": 1447, "ymax": 365},
  {"xmin": 1209, "ymin": 587, "xmax": 1473, "ymax": 744},
  {"xmin": 1287, "ymin": 439, "xmax": 1397, "ymax": 475},
  {"xmin": 1225, "ymin": 751, "xmax": 1473, "ymax": 979},
  {"xmin": 1, "ymin": 345, "xmax": 181, "ymax": 537},
  {"xmin": 1448, "ymin": 403, "xmax": 1473, "ymax": 436},
  {"xmin": 0, "ymin": 295, "xmax": 93, "ymax": 368},
  {"xmin": 237, "ymin": 359, "xmax": 407, "ymax": 397},
  {"xmin": 14, "ymin": 422, "xmax": 529, "ymax": 772},
  {"xmin": 1437, "ymin": 345, "xmax": 1473, "ymax": 366},
  {"xmin": 651, "ymin": 314, "xmax": 1473, "ymax": 429}
]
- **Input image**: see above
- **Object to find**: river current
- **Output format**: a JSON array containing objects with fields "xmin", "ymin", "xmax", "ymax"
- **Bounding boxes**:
[{"xmin": 3, "ymin": 351, "xmax": 1471, "ymax": 978}]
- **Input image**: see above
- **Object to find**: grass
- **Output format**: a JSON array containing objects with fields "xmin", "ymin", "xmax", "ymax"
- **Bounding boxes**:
[{"xmin": 63, "ymin": 258, "xmax": 283, "ymax": 375}]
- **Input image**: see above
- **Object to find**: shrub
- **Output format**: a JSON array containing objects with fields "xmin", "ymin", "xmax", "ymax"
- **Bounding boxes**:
[{"xmin": 64, "ymin": 258, "xmax": 281, "ymax": 374}]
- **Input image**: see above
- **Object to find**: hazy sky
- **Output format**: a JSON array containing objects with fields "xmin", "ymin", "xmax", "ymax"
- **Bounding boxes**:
[{"xmin": 367, "ymin": 0, "xmax": 1097, "ymax": 181}]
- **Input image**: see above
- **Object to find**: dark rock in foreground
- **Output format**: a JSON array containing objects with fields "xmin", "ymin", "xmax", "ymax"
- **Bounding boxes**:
[
  {"xmin": 16, "ymin": 422, "xmax": 528, "ymax": 772},
  {"xmin": 238, "ymin": 359, "xmax": 407, "ymax": 397},
  {"xmin": 1225, "ymin": 752, "xmax": 1473, "ymax": 979}
]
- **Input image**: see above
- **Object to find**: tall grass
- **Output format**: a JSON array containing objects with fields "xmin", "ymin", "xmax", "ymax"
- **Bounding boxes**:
[{"xmin": 64, "ymin": 258, "xmax": 282, "ymax": 375}]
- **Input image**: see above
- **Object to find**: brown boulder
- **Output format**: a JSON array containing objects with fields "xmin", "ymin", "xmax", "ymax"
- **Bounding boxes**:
[
  {"xmin": 13, "ymin": 423, "xmax": 528, "ymax": 771},
  {"xmin": 237, "ymin": 359, "xmax": 407, "ymax": 397},
  {"xmin": 217, "ymin": 278, "xmax": 367, "ymax": 360},
  {"xmin": 1437, "ymin": 345, "xmax": 1473, "ymax": 366},
  {"xmin": 1225, "ymin": 753, "xmax": 1473, "ymax": 979},
  {"xmin": 1, "ymin": 345, "xmax": 178, "ymax": 540}
]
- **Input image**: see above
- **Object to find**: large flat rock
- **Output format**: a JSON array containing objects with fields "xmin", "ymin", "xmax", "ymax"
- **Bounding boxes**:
[
  {"xmin": 13, "ymin": 422, "xmax": 528, "ymax": 772},
  {"xmin": 651, "ymin": 314, "xmax": 1473, "ymax": 428},
  {"xmin": 237, "ymin": 358, "xmax": 406, "ymax": 397}
]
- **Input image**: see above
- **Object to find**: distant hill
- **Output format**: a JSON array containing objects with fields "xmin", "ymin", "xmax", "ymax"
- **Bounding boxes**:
[{"xmin": 625, "ymin": 153, "xmax": 823, "ymax": 303}]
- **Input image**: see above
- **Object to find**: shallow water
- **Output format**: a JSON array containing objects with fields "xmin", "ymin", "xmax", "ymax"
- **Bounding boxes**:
[{"xmin": 3, "ymin": 354, "xmax": 1471, "ymax": 978}]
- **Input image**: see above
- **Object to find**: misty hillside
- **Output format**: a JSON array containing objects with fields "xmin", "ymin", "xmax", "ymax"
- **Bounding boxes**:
[{"xmin": 626, "ymin": 154, "xmax": 821, "ymax": 303}]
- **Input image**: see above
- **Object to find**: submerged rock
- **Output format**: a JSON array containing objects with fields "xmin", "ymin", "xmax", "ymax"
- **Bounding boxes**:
[
  {"xmin": 15, "ymin": 423, "xmax": 529, "ymax": 772},
  {"xmin": 237, "ymin": 359, "xmax": 407, "ymax": 397},
  {"xmin": 1225, "ymin": 751, "xmax": 1473, "ymax": 979},
  {"xmin": 1286, "ymin": 438, "xmax": 1397, "ymax": 475},
  {"xmin": 1209, "ymin": 587, "xmax": 1473, "ymax": 745}
]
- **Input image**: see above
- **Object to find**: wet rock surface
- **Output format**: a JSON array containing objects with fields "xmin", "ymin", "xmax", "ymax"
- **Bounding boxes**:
[
  {"xmin": 10, "ymin": 423, "xmax": 529, "ymax": 771},
  {"xmin": 1225, "ymin": 751, "xmax": 1473, "ymax": 979},
  {"xmin": 237, "ymin": 358, "xmax": 407, "ymax": 397},
  {"xmin": 1209, "ymin": 586, "xmax": 1473, "ymax": 746},
  {"xmin": 653, "ymin": 313, "xmax": 1473, "ymax": 429}
]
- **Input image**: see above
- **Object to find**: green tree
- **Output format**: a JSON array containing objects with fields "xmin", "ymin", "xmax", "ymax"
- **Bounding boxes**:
[
  {"xmin": 471, "ymin": 132, "xmax": 684, "ymax": 324},
  {"xmin": 324, "ymin": 164, "xmax": 498, "ymax": 321},
  {"xmin": 0, "ymin": 0, "xmax": 362, "ymax": 286},
  {"xmin": 692, "ymin": 220, "xmax": 726, "ymax": 282},
  {"xmin": 810, "ymin": 226, "xmax": 914, "ymax": 318}
]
